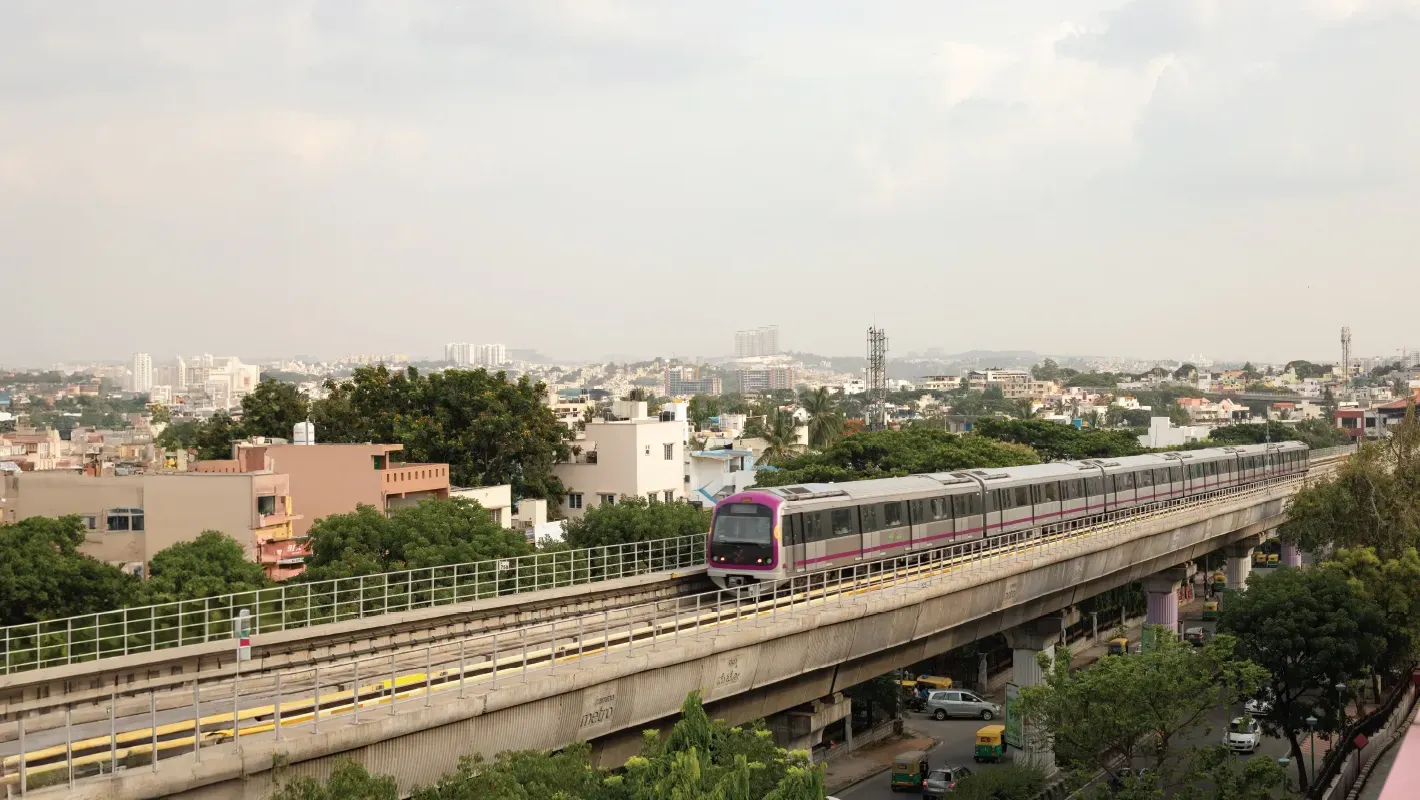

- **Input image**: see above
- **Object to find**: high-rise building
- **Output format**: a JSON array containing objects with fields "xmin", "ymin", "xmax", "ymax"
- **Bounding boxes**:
[
  {"xmin": 736, "ymin": 367, "xmax": 794, "ymax": 393},
  {"xmin": 175, "ymin": 356, "xmax": 187, "ymax": 389},
  {"xmin": 132, "ymin": 353, "xmax": 153, "ymax": 393},
  {"xmin": 665, "ymin": 366, "xmax": 723, "ymax": 396},
  {"xmin": 445, "ymin": 343, "xmax": 506, "ymax": 367},
  {"xmin": 734, "ymin": 325, "xmax": 780, "ymax": 358}
]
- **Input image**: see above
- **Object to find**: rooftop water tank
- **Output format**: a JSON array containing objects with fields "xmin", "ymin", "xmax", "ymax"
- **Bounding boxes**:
[{"xmin": 293, "ymin": 421, "xmax": 316, "ymax": 445}]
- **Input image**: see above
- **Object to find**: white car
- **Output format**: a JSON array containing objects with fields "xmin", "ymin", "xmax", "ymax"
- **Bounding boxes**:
[
  {"xmin": 1225, "ymin": 717, "xmax": 1262, "ymax": 753},
  {"xmin": 1245, "ymin": 694, "xmax": 1274, "ymax": 716}
]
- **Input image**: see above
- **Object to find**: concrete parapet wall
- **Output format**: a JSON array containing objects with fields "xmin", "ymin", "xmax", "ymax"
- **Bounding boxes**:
[{"xmin": 54, "ymin": 489, "xmax": 1294, "ymax": 800}]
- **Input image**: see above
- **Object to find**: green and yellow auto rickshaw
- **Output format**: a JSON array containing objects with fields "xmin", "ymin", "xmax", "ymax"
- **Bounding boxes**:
[
  {"xmin": 1108, "ymin": 636, "xmax": 1130, "ymax": 656},
  {"xmin": 974, "ymin": 725, "xmax": 1007, "ymax": 763},
  {"xmin": 891, "ymin": 750, "xmax": 930, "ymax": 792},
  {"xmin": 1202, "ymin": 599, "xmax": 1220, "ymax": 620},
  {"xmin": 1253, "ymin": 550, "xmax": 1267, "ymax": 567},
  {"xmin": 1212, "ymin": 570, "xmax": 1226, "ymax": 592}
]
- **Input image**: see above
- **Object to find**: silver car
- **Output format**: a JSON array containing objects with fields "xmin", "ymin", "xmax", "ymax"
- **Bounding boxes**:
[
  {"xmin": 926, "ymin": 690, "xmax": 1001, "ymax": 721},
  {"xmin": 924, "ymin": 765, "xmax": 973, "ymax": 798}
]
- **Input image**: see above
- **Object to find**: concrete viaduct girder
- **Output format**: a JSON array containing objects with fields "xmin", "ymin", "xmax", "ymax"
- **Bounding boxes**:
[{"xmin": 63, "ymin": 485, "xmax": 1298, "ymax": 800}]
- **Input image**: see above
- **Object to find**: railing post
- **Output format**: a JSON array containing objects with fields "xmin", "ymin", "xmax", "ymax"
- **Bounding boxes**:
[
  {"xmin": 18, "ymin": 715, "xmax": 25, "ymax": 795},
  {"xmin": 425, "ymin": 647, "xmax": 433, "ymax": 707},
  {"xmin": 521, "ymin": 628, "xmax": 529, "ymax": 680},
  {"xmin": 193, "ymin": 681, "xmax": 202, "ymax": 761},
  {"xmin": 65, "ymin": 704, "xmax": 73, "ymax": 788},
  {"xmin": 150, "ymin": 692, "xmax": 158, "ymax": 772},
  {"xmin": 353, "ymin": 658, "xmax": 361, "ymax": 723},
  {"xmin": 389, "ymin": 654, "xmax": 398, "ymax": 716},
  {"xmin": 603, "ymin": 610, "xmax": 611, "ymax": 662},
  {"xmin": 459, "ymin": 639, "xmax": 467, "ymax": 698},
  {"xmin": 313, "ymin": 665, "xmax": 321, "ymax": 732},
  {"xmin": 493, "ymin": 633, "xmax": 500, "ymax": 688},
  {"xmin": 275, "ymin": 671, "xmax": 283, "ymax": 740}
]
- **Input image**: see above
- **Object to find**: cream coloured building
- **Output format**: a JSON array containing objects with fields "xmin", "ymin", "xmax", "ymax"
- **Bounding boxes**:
[{"xmin": 553, "ymin": 401, "xmax": 684, "ymax": 519}]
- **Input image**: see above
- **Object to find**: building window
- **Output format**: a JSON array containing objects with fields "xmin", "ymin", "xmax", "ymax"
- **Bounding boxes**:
[
  {"xmin": 599, "ymin": 494, "xmax": 616, "ymax": 506},
  {"xmin": 567, "ymin": 493, "xmax": 583, "ymax": 510},
  {"xmin": 257, "ymin": 495, "xmax": 277, "ymax": 516},
  {"xmin": 645, "ymin": 445, "xmax": 651, "ymax": 456},
  {"xmin": 664, "ymin": 443, "xmax": 674, "ymax": 460},
  {"xmin": 105, "ymin": 508, "xmax": 144, "ymax": 532},
  {"xmin": 83, "ymin": 515, "xmax": 98, "ymax": 530},
  {"xmin": 664, "ymin": 490, "xmax": 675, "ymax": 503}
]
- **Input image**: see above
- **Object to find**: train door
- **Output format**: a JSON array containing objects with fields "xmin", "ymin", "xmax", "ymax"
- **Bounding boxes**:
[
  {"xmin": 1111, "ymin": 471, "xmax": 1137, "ymax": 508},
  {"xmin": 801, "ymin": 510, "xmax": 828, "ymax": 569},
  {"xmin": 824, "ymin": 507, "xmax": 862, "ymax": 566},
  {"xmin": 1136, "ymin": 468, "xmax": 1155, "ymax": 504},
  {"xmin": 1032, "ymin": 481, "xmax": 1061, "ymax": 526},
  {"xmin": 1060, "ymin": 478, "xmax": 1087, "ymax": 523},
  {"xmin": 880, "ymin": 500, "xmax": 911, "ymax": 558},
  {"xmin": 952, "ymin": 492, "xmax": 986, "ymax": 539},
  {"xmin": 910, "ymin": 496, "xmax": 954, "ymax": 550},
  {"xmin": 996, "ymin": 486, "xmax": 1031, "ymax": 533},
  {"xmin": 785, "ymin": 513, "xmax": 806, "ymax": 574},
  {"xmin": 1085, "ymin": 475, "xmax": 1106, "ymax": 516}
]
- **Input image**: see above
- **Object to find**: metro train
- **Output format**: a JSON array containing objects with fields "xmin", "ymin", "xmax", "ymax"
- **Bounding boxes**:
[{"xmin": 706, "ymin": 441, "xmax": 1309, "ymax": 589}]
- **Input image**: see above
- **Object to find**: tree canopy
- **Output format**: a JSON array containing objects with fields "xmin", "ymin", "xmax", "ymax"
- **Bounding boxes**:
[
  {"xmin": 270, "ymin": 692, "xmax": 826, "ymax": 800},
  {"xmin": 0, "ymin": 516, "xmax": 140, "ymax": 626},
  {"xmin": 301, "ymin": 498, "xmax": 533, "ymax": 581},
  {"xmin": 311, "ymin": 366, "xmax": 572, "ymax": 499},
  {"xmin": 1218, "ymin": 567, "xmax": 1386, "ymax": 790},
  {"xmin": 562, "ymin": 495, "xmax": 711, "ymax": 549},
  {"xmin": 143, "ymin": 530, "xmax": 271, "ymax": 603},
  {"xmin": 752, "ymin": 428, "xmax": 1039, "ymax": 487},
  {"xmin": 973, "ymin": 418, "xmax": 1145, "ymax": 461},
  {"xmin": 1031, "ymin": 358, "xmax": 1062, "ymax": 382},
  {"xmin": 1203, "ymin": 419, "xmax": 1347, "ymax": 450},
  {"xmin": 240, "ymin": 377, "xmax": 310, "ymax": 440},
  {"xmin": 1018, "ymin": 629, "xmax": 1267, "ymax": 793}
]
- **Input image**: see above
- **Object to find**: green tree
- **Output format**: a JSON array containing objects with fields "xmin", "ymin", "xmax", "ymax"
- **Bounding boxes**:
[
  {"xmin": 0, "ymin": 516, "xmax": 139, "ymax": 626},
  {"xmin": 271, "ymin": 759, "xmax": 398, "ymax": 800},
  {"xmin": 411, "ymin": 743, "xmax": 612, "ymax": 800},
  {"xmin": 563, "ymin": 495, "xmax": 711, "ymax": 549},
  {"xmin": 800, "ymin": 387, "xmax": 844, "ymax": 450},
  {"xmin": 142, "ymin": 531, "xmax": 271, "ymax": 603},
  {"xmin": 950, "ymin": 764, "xmax": 1047, "ymax": 800},
  {"xmin": 973, "ymin": 418, "xmax": 1145, "ymax": 461},
  {"xmin": 1123, "ymin": 408, "xmax": 1154, "ymax": 428},
  {"xmin": 155, "ymin": 419, "xmax": 202, "ymax": 451},
  {"xmin": 758, "ymin": 411, "xmax": 802, "ymax": 464},
  {"xmin": 1032, "ymin": 359, "xmax": 1062, "ymax": 382},
  {"xmin": 754, "ymin": 427, "xmax": 1039, "ymax": 487},
  {"xmin": 1173, "ymin": 363, "xmax": 1198, "ymax": 380},
  {"xmin": 193, "ymin": 411, "xmax": 240, "ymax": 460},
  {"xmin": 240, "ymin": 378, "xmax": 310, "ymax": 439},
  {"xmin": 310, "ymin": 366, "xmax": 571, "ymax": 499},
  {"xmin": 1321, "ymin": 546, "xmax": 1420, "ymax": 692},
  {"xmin": 147, "ymin": 404, "xmax": 171, "ymax": 425},
  {"xmin": 687, "ymin": 395, "xmax": 720, "ymax": 430},
  {"xmin": 302, "ymin": 498, "xmax": 532, "ymax": 581},
  {"xmin": 1018, "ymin": 629, "xmax": 1266, "ymax": 789},
  {"xmin": 1219, "ymin": 568, "xmax": 1387, "ymax": 790}
]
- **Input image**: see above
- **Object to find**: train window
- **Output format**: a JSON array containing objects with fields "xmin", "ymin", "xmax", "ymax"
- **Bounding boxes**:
[
  {"xmin": 800, "ymin": 512, "xmax": 819, "ymax": 542},
  {"xmin": 931, "ymin": 496, "xmax": 950, "ymax": 520},
  {"xmin": 1066, "ymin": 479, "xmax": 1085, "ymax": 500},
  {"xmin": 884, "ymin": 502, "xmax": 904, "ymax": 527},
  {"xmin": 996, "ymin": 489, "xmax": 1015, "ymax": 510},
  {"xmin": 953, "ymin": 493, "xmax": 983, "ymax": 519},
  {"xmin": 1118, "ymin": 473, "xmax": 1136, "ymax": 490},
  {"xmin": 1042, "ymin": 482, "xmax": 1060, "ymax": 502},
  {"xmin": 1085, "ymin": 477, "xmax": 1103, "ymax": 496},
  {"xmin": 1138, "ymin": 470, "xmax": 1154, "ymax": 488},
  {"xmin": 1014, "ymin": 486, "xmax": 1031, "ymax": 507},
  {"xmin": 909, "ymin": 499, "xmax": 923, "ymax": 524},
  {"xmin": 784, "ymin": 514, "xmax": 798, "ymax": 546},
  {"xmin": 831, "ymin": 508, "xmax": 857, "ymax": 537},
  {"xmin": 1171, "ymin": 466, "xmax": 1183, "ymax": 483},
  {"xmin": 1209, "ymin": 462, "xmax": 1219, "ymax": 476},
  {"xmin": 860, "ymin": 505, "xmax": 879, "ymax": 533}
]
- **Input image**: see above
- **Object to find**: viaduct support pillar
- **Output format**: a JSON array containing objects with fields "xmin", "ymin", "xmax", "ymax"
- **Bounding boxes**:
[
  {"xmin": 1005, "ymin": 613, "xmax": 1072, "ymax": 774},
  {"xmin": 766, "ymin": 693, "xmax": 851, "ymax": 754},
  {"xmin": 1281, "ymin": 542, "xmax": 1302, "ymax": 567},
  {"xmin": 1226, "ymin": 536, "xmax": 1260, "ymax": 590},
  {"xmin": 1143, "ymin": 566, "xmax": 1191, "ymax": 638}
]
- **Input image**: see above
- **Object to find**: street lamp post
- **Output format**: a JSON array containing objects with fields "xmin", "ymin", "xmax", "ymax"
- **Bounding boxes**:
[
  {"xmin": 1306, "ymin": 715, "xmax": 1319, "ymax": 787},
  {"xmin": 1278, "ymin": 757, "xmax": 1292, "ymax": 793}
]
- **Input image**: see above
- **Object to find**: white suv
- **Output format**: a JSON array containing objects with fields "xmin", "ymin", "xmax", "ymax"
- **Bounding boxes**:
[{"xmin": 1225, "ymin": 717, "xmax": 1262, "ymax": 753}]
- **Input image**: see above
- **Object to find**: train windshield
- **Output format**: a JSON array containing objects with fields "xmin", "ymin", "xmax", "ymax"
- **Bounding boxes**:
[{"xmin": 712, "ymin": 502, "xmax": 774, "ymax": 545}]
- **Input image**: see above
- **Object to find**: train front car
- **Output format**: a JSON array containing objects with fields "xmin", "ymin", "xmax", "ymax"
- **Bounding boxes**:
[{"xmin": 707, "ymin": 491, "xmax": 783, "ymax": 589}]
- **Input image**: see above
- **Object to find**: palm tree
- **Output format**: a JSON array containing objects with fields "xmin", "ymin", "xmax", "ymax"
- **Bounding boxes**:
[
  {"xmin": 1009, "ymin": 398, "xmax": 1036, "ymax": 420},
  {"xmin": 758, "ymin": 411, "xmax": 802, "ymax": 464},
  {"xmin": 800, "ymin": 387, "xmax": 844, "ymax": 449}
]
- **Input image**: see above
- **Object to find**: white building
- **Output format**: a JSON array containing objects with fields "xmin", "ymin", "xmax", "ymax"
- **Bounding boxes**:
[
  {"xmin": 186, "ymin": 355, "xmax": 260, "ymax": 408},
  {"xmin": 445, "ymin": 343, "xmax": 507, "ymax": 367},
  {"xmin": 734, "ymin": 326, "xmax": 780, "ymax": 358},
  {"xmin": 687, "ymin": 448, "xmax": 758, "ymax": 505},
  {"xmin": 1138, "ymin": 417, "xmax": 1211, "ymax": 449},
  {"xmin": 132, "ymin": 353, "xmax": 153, "ymax": 393},
  {"xmin": 448, "ymin": 484, "xmax": 514, "ymax": 528},
  {"xmin": 920, "ymin": 376, "xmax": 962, "ymax": 392},
  {"xmin": 841, "ymin": 378, "xmax": 866, "ymax": 396},
  {"xmin": 553, "ymin": 400, "xmax": 684, "ymax": 519}
]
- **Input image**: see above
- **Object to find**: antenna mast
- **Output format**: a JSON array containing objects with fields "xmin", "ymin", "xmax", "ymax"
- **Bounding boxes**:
[{"xmin": 866, "ymin": 326, "xmax": 889, "ymax": 431}]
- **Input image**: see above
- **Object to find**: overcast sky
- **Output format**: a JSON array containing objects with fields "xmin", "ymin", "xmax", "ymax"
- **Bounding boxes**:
[{"xmin": 3, "ymin": 0, "xmax": 1417, "ymax": 367}]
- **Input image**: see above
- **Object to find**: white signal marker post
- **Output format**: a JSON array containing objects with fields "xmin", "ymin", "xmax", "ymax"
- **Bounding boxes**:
[{"xmin": 236, "ymin": 609, "xmax": 251, "ymax": 662}]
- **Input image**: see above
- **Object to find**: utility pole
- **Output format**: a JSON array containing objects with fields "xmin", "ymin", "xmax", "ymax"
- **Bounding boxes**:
[
  {"xmin": 866, "ymin": 327, "xmax": 888, "ymax": 431},
  {"xmin": 1340, "ymin": 326, "xmax": 1351, "ymax": 399}
]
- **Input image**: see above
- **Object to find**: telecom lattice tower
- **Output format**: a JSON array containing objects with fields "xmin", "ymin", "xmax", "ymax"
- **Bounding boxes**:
[
  {"xmin": 1340, "ymin": 326, "xmax": 1352, "ymax": 396},
  {"xmin": 866, "ymin": 326, "xmax": 889, "ymax": 431}
]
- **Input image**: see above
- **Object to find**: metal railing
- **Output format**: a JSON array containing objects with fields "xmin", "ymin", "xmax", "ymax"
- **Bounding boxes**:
[
  {"xmin": 0, "ymin": 533, "xmax": 707, "ymax": 676},
  {"xmin": 0, "ymin": 469, "xmax": 1337, "ymax": 793},
  {"xmin": 0, "ymin": 446, "xmax": 1357, "ymax": 680}
]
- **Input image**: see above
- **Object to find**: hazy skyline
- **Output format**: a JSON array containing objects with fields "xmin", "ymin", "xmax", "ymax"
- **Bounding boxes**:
[{"xmin": 4, "ymin": 1, "xmax": 1417, "ymax": 366}]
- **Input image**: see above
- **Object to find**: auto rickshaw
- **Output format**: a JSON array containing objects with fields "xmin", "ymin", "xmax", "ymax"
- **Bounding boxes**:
[
  {"xmin": 1108, "ymin": 637, "xmax": 1130, "ymax": 656},
  {"xmin": 1253, "ymin": 550, "xmax": 1267, "ymax": 567},
  {"xmin": 1202, "ymin": 599, "xmax": 1219, "ymax": 620},
  {"xmin": 974, "ymin": 725, "xmax": 1007, "ymax": 763},
  {"xmin": 891, "ymin": 750, "xmax": 930, "ymax": 792},
  {"xmin": 914, "ymin": 675, "xmax": 954, "ymax": 691},
  {"xmin": 1212, "ymin": 570, "xmax": 1226, "ymax": 592},
  {"xmin": 1267, "ymin": 552, "xmax": 1280, "ymax": 567}
]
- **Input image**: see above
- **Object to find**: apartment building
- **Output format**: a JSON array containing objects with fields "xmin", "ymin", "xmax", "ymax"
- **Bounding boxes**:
[
  {"xmin": 737, "ymin": 367, "xmax": 794, "ymax": 393},
  {"xmin": 5, "ymin": 468, "xmax": 300, "ymax": 578},
  {"xmin": 197, "ymin": 439, "xmax": 450, "ymax": 539},
  {"xmin": 553, "ymin": 400, "xmax": 683, "ymax": 519},
  {"xmin": 664, "ymin": 366, "xmax": 723, "ymax": 396}
]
